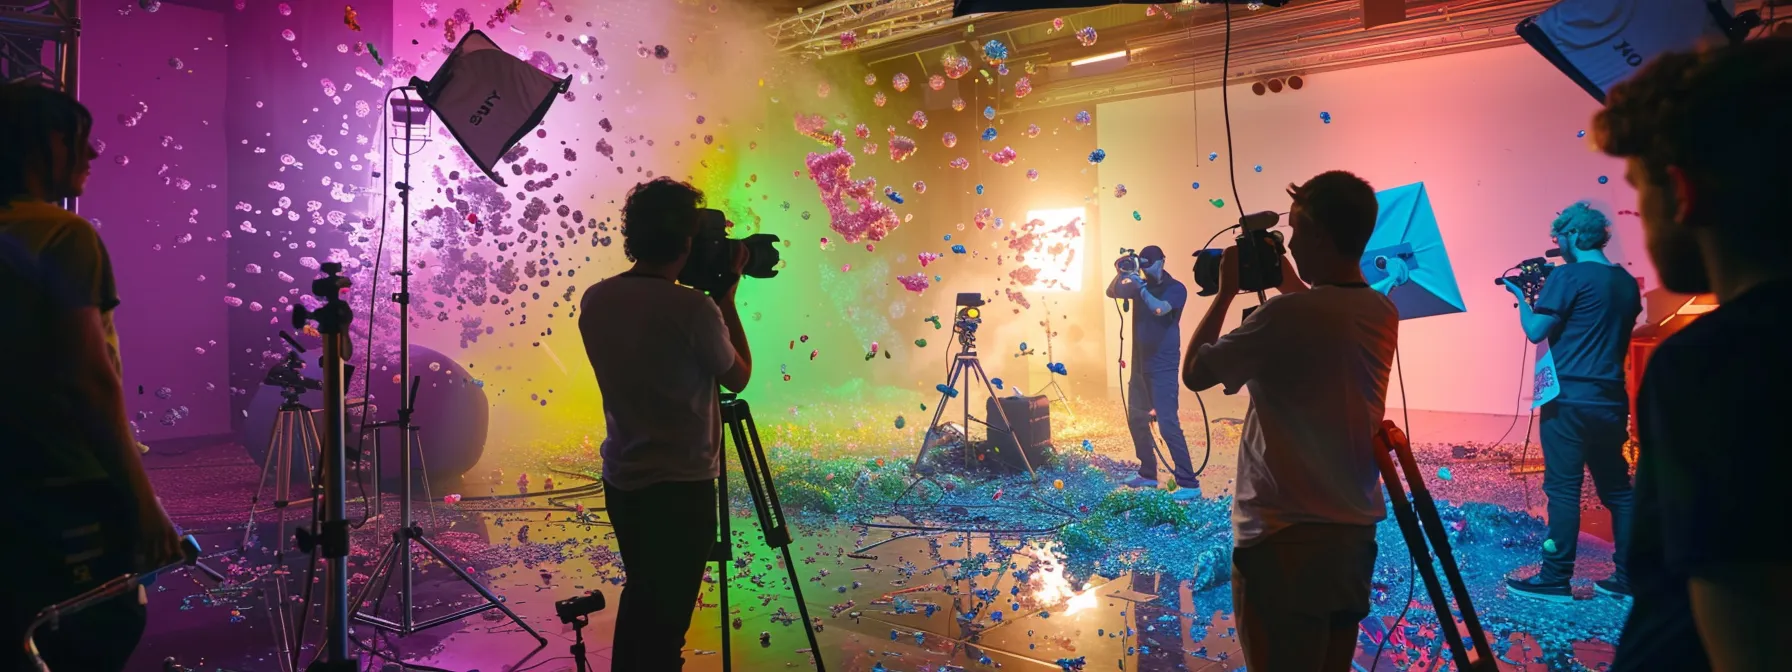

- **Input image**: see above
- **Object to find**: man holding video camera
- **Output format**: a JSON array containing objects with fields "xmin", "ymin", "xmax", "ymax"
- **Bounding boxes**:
[
  {"xmin": 1182, "ymin": 171, "xmax": 1397, "ymax": 672},
  {"xmin": 1499, "ymin": 202, "xmax": 1639, "ymax": 603},
  {"xmin": 577, "ymin": 177, "xmax": 751, "ymax": 670},
  {"xmin": 1105, "ymin": 245, "xmax": 1202, "ymax": 501}
]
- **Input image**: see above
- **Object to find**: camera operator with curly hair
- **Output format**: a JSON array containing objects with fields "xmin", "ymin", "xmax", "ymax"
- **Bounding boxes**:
[
  {"xmin": 577, "ymin": 177, "xmax": 750, "ymax": 670},
  {"xmin": 1500, "ymin": 201, "xmax": 1641, "ymax": 603}
]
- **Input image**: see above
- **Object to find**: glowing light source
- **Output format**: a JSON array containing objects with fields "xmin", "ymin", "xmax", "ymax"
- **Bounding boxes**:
[
  {"xmin": 1069, "ymin": 50, "xmax": 1128, "ymax": 67},
  {"xmin": 1021, "ymin": 207, "xmax": 1087, "ymax": 293}
]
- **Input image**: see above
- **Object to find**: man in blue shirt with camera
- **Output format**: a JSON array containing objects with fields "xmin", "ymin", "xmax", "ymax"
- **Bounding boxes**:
[{"xmin": 1106, "ymin": 245, "xmax": 1201, "ymax": 501}]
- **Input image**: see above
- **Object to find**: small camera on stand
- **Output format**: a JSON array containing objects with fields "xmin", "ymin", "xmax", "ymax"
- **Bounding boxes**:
[{"xmin": 555, "ymin": 591, "xmax": 607, "ymax": 672}]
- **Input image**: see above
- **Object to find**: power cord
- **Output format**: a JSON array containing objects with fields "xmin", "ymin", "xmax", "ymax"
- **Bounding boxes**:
[
  {"xmin": 1221, "ymin": 1, "xmax": 1245, "ymax": 220},
  {"xmin": 1111, "ymin": 299, "xmax": 1212, "ymax": 485},
  {"xmin": 1488, "ymin": 336, "xmax": 1533, "ymax": 451}
]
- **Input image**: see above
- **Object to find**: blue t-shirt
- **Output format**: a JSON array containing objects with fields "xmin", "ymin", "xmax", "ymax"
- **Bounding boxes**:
[
  {"xmin": 1534, "ymin": 262, "xmax": 1641, "ymax": 406},
  {"xmin": 1131, "ymin": 274, "xmax": 1188, "ymax": 370}
]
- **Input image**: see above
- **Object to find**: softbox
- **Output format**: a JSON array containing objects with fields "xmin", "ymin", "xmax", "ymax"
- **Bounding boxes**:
[
  {"xmin": 1359, "ymin": 182, "xmax": 1465, "ymax": 321},
  {"xmin": 1517, "ymin": 0, "xmax": 1753, "ymax": 103},
  {"xmin": 954, "ymin": 0, "xmax": 1285, "ymax": 16},
  {"xmin": 414, "ymin": 30, "xmax": 570, "ymax": 186}
]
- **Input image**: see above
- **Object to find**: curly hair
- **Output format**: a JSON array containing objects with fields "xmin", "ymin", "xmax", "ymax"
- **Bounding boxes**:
[
  {"xmin": 1287, "ymin": 170, "xmax": 1378, "ymax": 257},
  {"xmin": 620, "ymin": 177, "xmax": 703, "ymax": 264},
  {"xmin": 1593, "ymin": 37, "xmax": 1792, "ymax": 224},
  {"xmin": 1550, "ymin": 201, "xmax": 1612, "ymax": 250},
  {"xmin": 0, "ymin": 82, "xmax": 93, "ymax": 202}
]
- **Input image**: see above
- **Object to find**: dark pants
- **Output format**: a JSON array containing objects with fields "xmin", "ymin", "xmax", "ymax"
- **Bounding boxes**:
[
  {"xmin": 1538, "ymin": 402, "xmax": 1634, "ymax": 583},
  {"xmin": 606, "ymin": 478, "xmax": 717, "ymax": 671},
  {"xmin": 1232, "ymin": 523, "xmax": 1379, "ymax": 672},
  {"xmin": 1127, "ymin": 366, "xmax": 1200, "ymax": 488},
  {"xmin": 2, "ymin": 482, "xmax": 146, "ymax": 672}
]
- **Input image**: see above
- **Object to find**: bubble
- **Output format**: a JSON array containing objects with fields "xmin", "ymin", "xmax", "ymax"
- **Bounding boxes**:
[
  {"xmin": 429, "ymin": 362, "xmax": 442, "ymax": 371},
  {"xmin": 115, "ymin": 155, "xmax": 130, "ymax": 166},
  {"xmin": 168, "ymin": 58, "xmax": 184, "ymax": 70},
  {"xmin": 282, "ymin": 29, "xmax": 296, "ymax": 41}
]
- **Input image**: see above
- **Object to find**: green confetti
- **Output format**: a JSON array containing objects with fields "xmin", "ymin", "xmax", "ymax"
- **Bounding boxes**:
[
  {"xmin": 368, "ymin": 42, "xmax": 383, "ymax": 66},
  {"xmin": 915, "ymin": 338, "xmax": 928, "ymax": 347},
  {"xmin": 1209, "ymin": 198, "xmax": 1225, "ymax": 208}
]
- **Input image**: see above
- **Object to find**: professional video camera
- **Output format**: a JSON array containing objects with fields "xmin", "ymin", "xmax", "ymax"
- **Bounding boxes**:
[
  {"xmin": 1114, "ymin": 247, "xmax": 1143, "ymax": 275},
  {"xmin": 1494, "ymin": 247, "xmax": 1562, "ymax": 304},
  {"xmin": 679, "ymin": 208, "xmax": 783, "ymax": 294},
  {"xmin": 1192, "ymin": 211, "xmax": 1286, "ymax": 296}
]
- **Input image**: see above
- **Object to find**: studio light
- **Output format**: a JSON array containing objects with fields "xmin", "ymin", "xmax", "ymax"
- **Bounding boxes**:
[{"xmin": 1069, "ymin": 50, "xmax": 1128, "ymax": 67}]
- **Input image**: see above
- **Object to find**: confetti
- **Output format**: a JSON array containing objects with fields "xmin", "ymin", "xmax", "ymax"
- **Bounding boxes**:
[
  {"xmin": 343, "ymin": 5, "xmax": 361, "ymax": 31},
  {"xmin": 1087, "ymin": 148, "xmax": 1106, "ymax": 164}
]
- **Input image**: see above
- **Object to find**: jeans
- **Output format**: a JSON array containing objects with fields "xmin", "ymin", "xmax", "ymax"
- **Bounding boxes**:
[
  {"xmin": 1127, "ymin": 366, "xmax": 1200, "ymax": 488},
  {"xmin": 1232, "ymin": 523, "xmax": 1379, "ymax": 672},
  {"xmin": 1538, "ymin": 402, "xmax": 1634, "ymax": 583},
  {"xmin": 606, "ymin": 478, "xmax": 718, "ymax": 670}
]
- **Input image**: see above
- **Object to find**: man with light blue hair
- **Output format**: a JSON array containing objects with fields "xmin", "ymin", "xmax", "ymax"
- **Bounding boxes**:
[{"xmin": 1501, "ymin": 201, "xmax": 1641, "ymax": 603}]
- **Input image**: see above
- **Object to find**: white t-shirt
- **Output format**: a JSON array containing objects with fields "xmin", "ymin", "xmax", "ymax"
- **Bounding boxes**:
[
  {"xmin": 578, "ymin": 274, "xmax": 736, "ymax": 491},
  {"xmin": 1197, "ymin": 285, "xmax": 1397, "ymax": 547}
]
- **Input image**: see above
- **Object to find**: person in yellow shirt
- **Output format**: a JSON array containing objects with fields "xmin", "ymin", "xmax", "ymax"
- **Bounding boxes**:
[{"xmin": 0, "ymin": 81, "xmax": 178, "ymax": 672}]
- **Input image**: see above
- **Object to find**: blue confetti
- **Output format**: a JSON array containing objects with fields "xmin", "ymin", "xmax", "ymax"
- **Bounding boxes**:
[
  {"xmin": 1048, "ymin": 362, "xmax": 1067, "ymax": 375},
  {"xmin": 1598, "ymin": 175, "xmax": 1609, "ymax": 184},
  {"xmin": 1208, "ymin": 152, "xmax": 1219, "ymax": 161},
  {"xmin": 951, "ymin": 244, "xmax": 966, "ymax": 253},
  {"xmin": 1082, "ymin": 439, "xmax": 1093, "ymax": 451},
  {"xmin": 1577, "ymin": 129, "xmax": 1587, "ymax": 138},
  {"xmin": 1320, "ymin": 111, "xmax": 1333, "ymax": 124},
  {"xmin": 886, "ymin": 190, "xmax": 903, "ymax": 204},
  {"xmin": 992, "ymin": 378, "xmax": 1004, "ymax": 389},
  {"xmin": 983, "ymin": 106, "xmax": 996, "ymax": 120},
  {"xmin": 1191, "ymin": 182, "xmax": 1200, "ymax": 189},
  {"xmin": 936, "ymin": 384, "xmax": 959, "ymax": 398},
  {"xmin": 982, "ymin": 127, "xmax": 998, "ymax": 142},
  {"xmin": 1438, "ymin": 467, "xmax": 1453, "ymax": 481},
  {"xmin": 1087, "ymin": 148, "xmax": 1106, "ymax": 164},
  {"xmin": 976, "ymin": 184, "xmax": 985, "ymax": 195},
  {"xmin": 1254, "ymin": 164, "xmax": 1263, "ymax": 172},
  {"xmin": 1132, "ymin": 210, "xmax": 1141, "ymax": 221},
  {"xmin": 983, "ymin": 39, "xmax": 1008, "ymax": 63},
  {"xmin": 1074, "ymin": 110, "xmax": 1091, "ymax": 125},
  {"xmin": 933, "ymin": 274, "xmax": 942, "ymax": 282},
  {"xmin": 944, "ymin": 234, "xmax": 952, "ymax": 241}
]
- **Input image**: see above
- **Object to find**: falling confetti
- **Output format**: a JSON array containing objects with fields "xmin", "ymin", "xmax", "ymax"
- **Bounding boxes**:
[
  {"xmin": 343, "ymin": 5, "xmax": 361, "ymax": 31},
  {"xmin": 1076, "ymin": 26, "xmax": 1098, "ymax": 46},
  {"xmin": 1087, "ymin": 148, "xmax": 1106, "ymax": 164}
]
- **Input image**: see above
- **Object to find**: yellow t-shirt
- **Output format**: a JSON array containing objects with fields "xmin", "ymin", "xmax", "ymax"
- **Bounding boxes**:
[{"xmin": 0, "ymin": 198, "xmax": 121, "ymax": 485}]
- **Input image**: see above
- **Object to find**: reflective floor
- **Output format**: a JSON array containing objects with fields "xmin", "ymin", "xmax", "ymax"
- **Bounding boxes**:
[{"xmin": 128, "ymin": 401, "xmax": 1632, "ymax": 671}]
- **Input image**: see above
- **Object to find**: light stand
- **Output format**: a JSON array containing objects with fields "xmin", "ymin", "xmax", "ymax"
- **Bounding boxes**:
[
  {"xmin": 1374, "ymin": 421, "xmax": 1496, "ymax": 672},
  {"xmin": 349, "ymin": 89, "xmax": 545, "ymax": 646},
  {"xmin": 291, "ymin": 262, "xmax": 357, "ymax": 672},
  {"xmin": 1030, "ymin": 301, "xmax": 1073, "ymax": 417}
]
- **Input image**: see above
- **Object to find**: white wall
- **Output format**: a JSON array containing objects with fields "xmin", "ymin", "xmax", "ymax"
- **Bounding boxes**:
[{"xmin": 1096, "ymin": 44, "xmax": 1651, "ymax": 416}]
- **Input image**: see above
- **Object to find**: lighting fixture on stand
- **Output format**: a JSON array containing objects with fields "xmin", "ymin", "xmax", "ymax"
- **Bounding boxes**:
[{"xmin": 349, "ymin": 29, "xmax": 567, "ymax": 647}]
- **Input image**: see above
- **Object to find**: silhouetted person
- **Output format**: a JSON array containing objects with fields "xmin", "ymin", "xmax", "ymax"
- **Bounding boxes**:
[
  {"xmin": 1183, "ymin": 171, "xmax": 1396, "ymax": 672},
  {"xmin": 0, "ymin": 82, "xmax": 179, "ymax": 672},
  {"xmin": 577, "ymin": 178, "xmax": 750, "ymax": 670},
  {"xmin": 1595, "ymin": 38, "xmax": 1792, "ymax": 672}
]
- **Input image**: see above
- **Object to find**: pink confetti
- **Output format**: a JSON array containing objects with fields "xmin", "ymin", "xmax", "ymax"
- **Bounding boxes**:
[
  {"xmin": 943, "ymin": 54, "xmax": 971, "ymax": 79},
  {"xmin": 873, "ymin": 92, "xmax": 888, "ymax": 107},
  {"xmin": 913, "ymin": 180, "xmax": 927, "ymax": 194},
  {"xmin": 918, "ymin": 252, "xmax": 942, "ymax": 267},
  {"xmin": 897, "ymin": 273, "xmax": 930, "ymax": 294},
  {"xmin": 888, "ymin": 132, "xmax": 918, "ymax": 163},
  {"xmin": 855, "ymin": 123, "xmax": 871, "ymax": 139},
  {"xmin": 988, "ymin": 146, "xmax": 1018, "ymax": 166},
  {"xmin": 1026, "ymin": 124, "xmax": 1041, "ymax": 138},
  {"xmin": 804, "ymin": 133, "xmax": 900, "ymax": 243},
  {"xmin": 909, "ymin": 110, "xmax": 929, "ymax": 129},
  {"xmin": 891, "ymin": 73, "xmax": 911, "ymax": 92},
  {"xmin": 1014, "ymin": 76, "xmax": 1033, "ymax": 98},
  {"xmin": 941, "ymin": 132, "xmax": 957, "ymax": 148},
  {"xmin": 929, "ymin": 74, "xmax": 945, "ymax": 91},
  {"xmin": 949, "ymin": 157, "xmax": 970, "ymax": 170}
]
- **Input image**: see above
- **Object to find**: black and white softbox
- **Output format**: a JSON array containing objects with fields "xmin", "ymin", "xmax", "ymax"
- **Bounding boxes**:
[
  {"xmin": 412, "ymin": 30, "xmax": 570, "ymax": 186},
  {"xmin": 1518, "ymin": 0, "xmax": 1758, "ymax": 103}
]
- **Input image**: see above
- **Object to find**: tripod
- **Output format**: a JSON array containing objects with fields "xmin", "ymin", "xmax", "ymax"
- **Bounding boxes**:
[
  {"xmin": 241, "ymin": 395, "xmax": 320, "ymax": 670},
  {"xmin": 1375, "ymin": 420, "xmax": 1497, "ymax": 671},
  {"xmin": 915, "ymin": 311, "xmax": 1032, "ymax": 477},
  {"xmin": 349, "ymin": 87, "xmax": 544, "ymax": 646},
  {"xmin": 714, "ymin": 394, "xmax": 826, "ymax": 672},
  {"xmin": 1031, "ymin": 302, "xmax": 1073, "ymax": 418}
]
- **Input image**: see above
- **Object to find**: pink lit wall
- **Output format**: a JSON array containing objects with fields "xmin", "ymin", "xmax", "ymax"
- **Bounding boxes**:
[
  {"xmin": 1095, "ymin": 44, "xmax": 1652, "ymax": 417},
  {"xmin": 81, "ymin": 2, "xmax": 231, "ymax": 441}
]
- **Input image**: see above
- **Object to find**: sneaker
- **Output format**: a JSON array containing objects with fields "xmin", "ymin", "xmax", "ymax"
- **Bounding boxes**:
[
  {"xmin": 1595, "ymin": 577, "xmax": 1632, "ymax": 599},
  {"xmin": 1506, "ymin": 575, "xmax": 1573, "ymax": 603},
  {"xmin": 1121, "ymin": 475, "xmax": 1159, "ymax": 488},
  {"xmin": 1170, "ymin": 486, "xmax": 1203, "ymax": 502}
]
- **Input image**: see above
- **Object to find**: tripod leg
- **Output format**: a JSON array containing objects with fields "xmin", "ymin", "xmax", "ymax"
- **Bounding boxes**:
[
  {"xmin": 915, "ymin": 361, "xmax": 966, "ymax": 470},
  {"xmin": 412, "ymin": 536, "xmax": 548, "ymax": 643},
  {"xmin": 715, "ymin": 464, "xmax": 733, "ymax": 672},
  {"xmin": 350, "ymin": 535, "xmax": 401, "ymax": 620},
  {"xmin": 1375, "ymin": 443, "xmax": 1474, "ymax": 667},
  {"xmin": 1391, "ymin": 431, "xmax": 1497, "ymax": 668},
  {"xmin": 971, "ymin": 359, "xmax": 1034, "ymax": 478},
  {"xmin": 411, "ymin": 427, "xmax": 439, "ymax": 532},
  {"xmin": 730, "ymin": 401, "xmax": 825, "ymax": 672},
  {"xmin": 245, "ymin": 411, "xmax": 287, "ymax": 551}
]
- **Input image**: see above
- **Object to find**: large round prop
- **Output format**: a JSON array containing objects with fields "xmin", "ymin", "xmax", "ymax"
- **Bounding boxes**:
[{"xmin": 242, "ymin": 344, "xmax": 488, "ymax": 493}]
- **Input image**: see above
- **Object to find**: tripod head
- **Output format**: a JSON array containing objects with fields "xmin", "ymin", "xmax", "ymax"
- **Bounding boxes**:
[{"xmin": 294, "ymin": 263, "xmax": 355, "ymax": 341}]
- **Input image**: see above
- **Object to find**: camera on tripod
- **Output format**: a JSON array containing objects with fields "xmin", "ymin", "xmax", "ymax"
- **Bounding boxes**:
[
  {"xmin": 679, "ymin": 208, "xmax": 783, "ymax": 294},
  {"xmin": 953, "ymin": 292, "xmax": 984, "ymax": 348},
  {"xmin": 1192, "ymin": 211, "xmax": 1286, "ymax": 296},
  {"xmin": 555, "ymin": 591, "xmax": 606, "ymax": 625},
  {"xmin": 265, "ymin": 331, "xmax": 323, "ymax": 404},
  {"xmin": 1494, "ymin": 247, "xmax": 1561, "ymax": 304}
]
